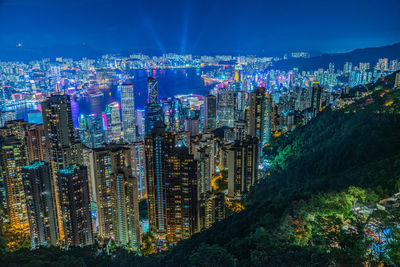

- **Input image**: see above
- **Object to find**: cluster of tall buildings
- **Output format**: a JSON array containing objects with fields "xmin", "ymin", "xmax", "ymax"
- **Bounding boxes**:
[
  {"xmin": 1, "ymin": 54, "xmax": 397, "ymax": 253},
  {"xmin": 0, "ymin": 94, "xmax": 140, "ymax": 249}
]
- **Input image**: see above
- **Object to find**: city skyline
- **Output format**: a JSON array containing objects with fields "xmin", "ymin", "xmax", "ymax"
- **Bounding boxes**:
[{"xmin": 1, "ymin": 0, "xmax": 400, "ymax": 265}]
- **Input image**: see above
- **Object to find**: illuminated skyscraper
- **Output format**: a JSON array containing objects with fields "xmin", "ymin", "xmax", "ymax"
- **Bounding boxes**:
[
  {"xmin": 161, "ymin": 98, "xmax": 173, "ymax": 130},
  {"xmin": 78, "ymin": 113, "xmax": 105, "ymax": 148},
  {"xmin": 311, "ymin": 82, "xmax": 322, "ymax": 116},
  {"xmin": 111, "ymin": 170, "xmax": 140, "ymax": 249},
  {"xmin": 204, "ymin": 95, "xmax": 217, "ymax": 130},
  {"xmin": 130, "ymin": 141, "xmax": 147, "ymax": 199},
  {"xmin": 0, "ymin": 136, "xmax": 29, "ymax": 232},
  {"xmin": 145, "ymin": 122, "xmax": 198, "ymax": 248},
  {"xmin": 235, "ymin": 63, "xmax": 243, "ymax": 81},
  {"xmin": 42, "ymin": 95, "xmax": 80, "ymax": 170},
  {"xmin": 25, "ymin": 124, "xmax": 46, "ymax": 162},
  {"xmin": 144, "ymin": 103, "xmax": 163, "ymax": 136},
  {"xmin": 120, "ymin": 83, "xmax": 136, "ymax": 143},
  {"xmin": 248, "ymin": 87, "xmax": 271, "ymax": 162},
  {"xmin": 263, "ymin": 93, "xmax": 273, "ymax": 144},
  {"xmin": 42, "ymin": 94, "xmax": 82, "ymax": 239},
  {"xmin": 227, "ymin": 136, "xmax": 258, "ymax": 197},
  {"xmin": 22, "ymin": 161, "xmax": 58, "ymax": 248},
  {"xmin": 57, "ymin": 165, "xmax": 93, "ymax": 247},
  {"xmin": 88, "ymin": 145, "xmax": 140, "ymax": 249},
  {"xmin": 164, "ymin": 144, "xmax": 198, "ymax": 245},
  {"xmin": 145, "ymin": 122, "xmax": 172, "ymax": 241},
  {"xmin": 218, "ymin": 89, "xmax": 235, "ymax": 127},
  {"xmin": 2, "ymin": 119, "xmax": 29, "ymax": 141},
  {"xmin": 148, "ymin": 77, "xmax": 159, "ymax": 104},
  {"xmin": 135, "ymin": 109, "xmax": 145, "ymax": 138},
  {"xmin": 193, "ymin": 133, "xmax": 216, "ymax": 196},
  {"xmin": 234, "ymin": 120, "xmax": 247, "ymax": 141},
  {"xmin": 198, "ymin": 192, "xmax": 225, "ymax": 230},
  {"xmin": 184, "ymin": 118, "xmax": 199, "ymax": 136},
  {"xmin": 105, "ymin": 102, "xmax": 123, "ymax": 143}
]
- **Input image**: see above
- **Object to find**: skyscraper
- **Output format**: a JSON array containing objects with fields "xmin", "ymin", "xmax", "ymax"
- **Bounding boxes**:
[
  {"xmin": 112, "ymin": 170, "xmax": 140, "ymax": 249},
  {"xmin": 145, "ymin": 122, "xmax": 198, "ymax": 248},
  {"xmin": 263, "ymin": 93, "xmax": 272, "ymax": 144},
  {"xmin": 311, "ymin": 82, "xmax": 322, "ymax": 116},
  {"xmin": 130, "ymin": 141, "xmax": 147, "ymax": 199},
  {"xmin": 148, "ymin": 77, "xmax": 159, "ymax": 104},
  {"xmin": 164, "ymin": 144, "xmax": 198, "ymax": 245},
  {"xmin": 106, "ymin": 102, "xmax": 123, "ymax": 143},
  {"xmin": 0, "ymin": 136, "xmax": 29, "ymax": 232},
  {"xmin": 145, "ymin": 122, "xmax": 172, "ymax": 242},
  {"xmin": 144, "ymin": 103, "xmax": 163, "ymax": 136},
  {"xmin": 198, "ymin": 192, "xmax": 225, "ymax": 230},
  {"xmin": 135, "ymin": 109, "xmax": 145, "ymax": 138},
  {"xmin": 25, "ymin": 124, "xmax": 46, "ymax": 163},
  {"xmin": 218, "ymin": 89, "xmax": 235, "ymax": 127},
  {"xmin": 204, "ymin": 95, "xmax": 217, "ymax": 130},
  {"xmin": 193, "ymin": 133, "xmax": 216, "ymax": 196},
  {"xmin": 184, "ymin": 118, "xmax": 199, "ymax": 136},
  {"xmin": 248, "ymin": 87, "xmax": 264, "ymax": 162},
  {"xmin": 78, "ymin": 114, "xmax": 105, "ymax": 149},
  {"xmin": 57, "ymin": 165, "xmax": 93, "ymax": 247},
  {"xmin": 227, "ymin": 136, "xmax": 258, "ymax": 197},
  {"xmin": 41, "ymin": 95, "xmax": 79, "ymax": 170},
  {"xmin": 234, "ymin": 120, "xmax": 247, "ymax": 141},
  {"xmin": 120, "ymin": 83, "xmax": 136, "ymax": 143},
  {"xmin": 42, "ymin": 94, "xmax": 81, "ymax": 240},
  {"xmin": 88, "ymin": 145, "xmax": 140, "ymax": 249},
  {"xmin": 22, "ymin": 161, "xmax": 58, "ymax": 248}
]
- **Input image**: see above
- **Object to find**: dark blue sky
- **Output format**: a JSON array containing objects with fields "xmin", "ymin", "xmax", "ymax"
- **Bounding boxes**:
[{"xmin": 0, "ymin": 0, "xmax": 400, "ymax": 58}]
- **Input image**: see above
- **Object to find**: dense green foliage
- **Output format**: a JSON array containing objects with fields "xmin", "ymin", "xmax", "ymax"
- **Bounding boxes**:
[{"xmin": 2, "ymin": 75, "xmax": 400, "ymax": 266}]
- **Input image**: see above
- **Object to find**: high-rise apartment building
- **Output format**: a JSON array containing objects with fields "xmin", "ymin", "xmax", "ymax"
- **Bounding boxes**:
[
  {"xmin": 0, "ymin": 136, "xmax": 29, "ymax": 232},
  {"xmin": 148, "ymin": 77, "xmax": 159, "ymax": 104},
  {"xmin": 25, "ymin": 124, "xmax": 46, "ymax": 162},
  {"xmin": 42, "ymin": 94, "xmax": 82, "ymax": 239},
  {"xmin": 104, "ymin": 102, "xmax": 123, "ymax": 143},
  {"xmin": 87, "ymin": 145, "xmax": 140, "ymax": 249},
  {"xmin": 204, "ymin": 95, "xmax": 217, "ymax": 130},
  {"xmin": 22, "ymin": 161, "xmax": 58, "ymax": 248},
  {"xmin": 57, "ymin": 165, "xmax": 93, "ymax": 247},
  {"xmin": 218, "ymin": 89, "xmax": 235, "ymax": 127},
  {"xmin": 130, "ymin": 141, "xmax": 147, "ymax": 199},
  {"xmin": 227, "ymin": 136, "xmax": 258, "ymax": 197},
  {"xmin": 144, "ymin": 103, "xmax": 163, "ymax": 136},
  {"xmin": 145, "ymin": 122, "xmax": 198, "ymax": 248},
  {"xmin": 120, "ymin": 83, "xmax": 136, "ymax": 143},
  {"xmin": 78, "ymin": 113, "xmax": 105, "ymax": 148}
]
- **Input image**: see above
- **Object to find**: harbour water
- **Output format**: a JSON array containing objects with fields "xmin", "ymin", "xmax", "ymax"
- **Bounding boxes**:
[{"xmin": 17, "ymin": 67, "xmax": 217, "ymax": 127}]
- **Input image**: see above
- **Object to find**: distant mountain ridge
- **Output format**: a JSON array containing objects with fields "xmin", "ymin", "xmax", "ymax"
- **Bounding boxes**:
[{"xmin": 272, "ymin": 42, "xmax": 400, "ymax": 71}]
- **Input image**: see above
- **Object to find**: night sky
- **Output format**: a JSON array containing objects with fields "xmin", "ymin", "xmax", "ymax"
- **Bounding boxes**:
[{"xmin": 0, "ymin": 0, "xmax": 399, "ymax": 58}]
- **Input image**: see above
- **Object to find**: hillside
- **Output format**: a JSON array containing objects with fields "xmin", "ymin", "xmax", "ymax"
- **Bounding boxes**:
[
  {"xmin": 155, "ymin": 76, "xmax": 400, "ymax": 266},
  {"xmin": 2, "ymin": 78, "xmax": 400, "ymax": 266},
  {"xmin": 272, "ymin": 42, "xmax": 400, "ymax": 71}
]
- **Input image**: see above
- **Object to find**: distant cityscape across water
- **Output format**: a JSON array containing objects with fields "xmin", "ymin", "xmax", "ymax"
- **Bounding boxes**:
[{"xmin": 15, "ymin": 67, "xmax": 216, "ymax": 126}]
